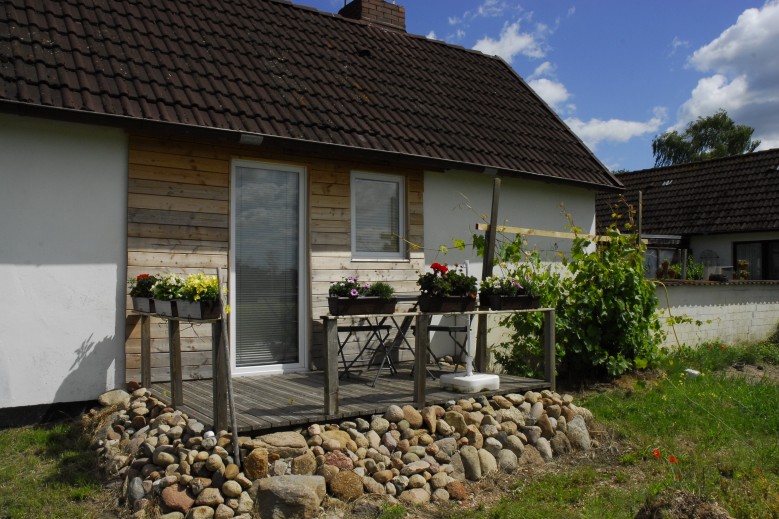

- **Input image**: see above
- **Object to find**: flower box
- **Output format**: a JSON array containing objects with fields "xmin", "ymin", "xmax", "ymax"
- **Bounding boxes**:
[
  {"xmin": 153, "ymin": 299, "xmax": 178, "ymax": 318},
  {"xmin": 176, "ymin": 299, "xmax": 221, "ymax": 320},
  {"xmin": 131, "ymin": 297, "xmax": 155, "ymax": 313},
  {"xmin": 417, "ymin": 294, "xmax": 476, "ymax": 313},
  {"xmin": 328, "ymin": 297, "xmax": 397, "ymax": 316},
  {"xmin": 479, "ymin": 294, "xmax": 540, "ymax": 311}
]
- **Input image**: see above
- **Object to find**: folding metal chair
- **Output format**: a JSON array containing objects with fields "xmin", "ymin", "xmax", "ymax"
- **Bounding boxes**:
[{"xmin": 336, "ymin": 320, "xmax": 394, "ymax": 382}]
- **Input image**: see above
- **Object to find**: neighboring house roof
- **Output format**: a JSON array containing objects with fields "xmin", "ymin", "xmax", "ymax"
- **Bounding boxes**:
[
  {"xmin": 0, "ymin": 0, "xmax": 620, "ymax": 190},
  {"xmin": 596, "ymin": 148, "xmax": 779, "ymax": 236}
]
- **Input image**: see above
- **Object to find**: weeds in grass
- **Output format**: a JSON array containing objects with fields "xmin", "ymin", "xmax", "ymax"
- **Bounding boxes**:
[{"xmin": 378, "ymin": 504, "xmax": 408, "ymax": 519}]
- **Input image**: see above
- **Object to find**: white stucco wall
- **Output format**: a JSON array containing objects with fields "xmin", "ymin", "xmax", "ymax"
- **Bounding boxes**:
[
  {"xmin": 423, "ymin": 170, "xmax": 597, "ymax": 359},
  {"xmin": 423, "ymin": 171, "xmax": 596, "ymax": 267},
  {"xmin": 657, "ymin": 283, "xmax": 779, "ymax": 348},
  {"xmin": 0, "ymin": 113, "xmax": 128, "ymax": 409}
]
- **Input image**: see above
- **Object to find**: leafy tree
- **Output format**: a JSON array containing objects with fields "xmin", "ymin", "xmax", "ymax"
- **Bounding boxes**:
[{"xmin": 651, "ymin": 110, "xmax": 760, "ymax": 167}]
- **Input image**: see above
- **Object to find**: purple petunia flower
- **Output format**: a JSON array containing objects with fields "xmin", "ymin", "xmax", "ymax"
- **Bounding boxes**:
[{"xmin": 350, "ymin": 288, "xmax": 359, "ymax": 297}]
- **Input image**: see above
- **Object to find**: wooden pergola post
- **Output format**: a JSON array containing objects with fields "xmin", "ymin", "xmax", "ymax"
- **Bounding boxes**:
[
  {"xmin": 323, "ymin": 316, "xmax": 339, "ymax": 416},
  {"xmin": 476, "ymin": 177, "xmax": 501, "ymax": 372}
]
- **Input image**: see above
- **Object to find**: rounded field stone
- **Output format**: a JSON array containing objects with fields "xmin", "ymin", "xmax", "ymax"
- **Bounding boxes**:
[{"xmin": 330, "ymin": 470, "xmax": 363, "ymax": 501}]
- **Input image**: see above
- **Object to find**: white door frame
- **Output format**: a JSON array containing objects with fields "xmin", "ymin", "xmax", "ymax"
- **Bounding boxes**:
[{"xmin": 229, "ymin": 159, "xmax": 308, "ymax": 375}]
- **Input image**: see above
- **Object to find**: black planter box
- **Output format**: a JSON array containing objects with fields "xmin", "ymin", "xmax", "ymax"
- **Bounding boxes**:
[
  {"xmin": 176, "ymin": 300, "xmax": 221, "ymax": 320},
  {"xmin": 479, "ymin": 294, "xmax": 540, "ymax": 310},
  {"xmin": 417, "ymin": 294, "xmax": 476, "ymax": 313},
  {"xmin": 327, "ymin": 297, "xmax": 397, "ymax": 316},
  {"xmin": 131, "ymin": 297, "xmax": 155, "ymax": 313},
  {"xmin": 153, "ymin": 299, "xmax": 177, "ymax": 317}
]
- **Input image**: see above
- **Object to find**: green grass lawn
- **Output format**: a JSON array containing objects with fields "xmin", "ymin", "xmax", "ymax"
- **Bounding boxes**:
[
  {"xmin": 453, "ymin": 341, "xmax": 779, "ymax": 519},
  {"xmin": 0, "ymin": 419, "xmax": 115, "ymax": 519}
]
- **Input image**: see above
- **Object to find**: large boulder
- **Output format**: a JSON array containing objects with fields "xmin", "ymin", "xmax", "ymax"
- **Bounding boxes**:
[
  {"xmin": 255, "ymin": 475, "xmax": 326, "ymax": 519},
  {"xmin": 330, "ymin": 470, "xmax": 363, "ymax": 501},
  {"xmin": 246, "ymin": 432, "xmax": 308, "ymax": 458},
  {"xmin": 567, "ymin": 415, "xmax": 592, "ymax": 451},
  {"xmin": 243, "ymin": 448, "xmax": 269, "ymax": 480},
  {"xmin": 160, "ymin": 484, "xmax": 195, "ymax": 514},
  {"xmin": 459, "ymin": 446, "xmax": 481, "ymax": 481},
  {"xmin": 98, "ymin": 389, "xmax": 130, "ymax": 408}
]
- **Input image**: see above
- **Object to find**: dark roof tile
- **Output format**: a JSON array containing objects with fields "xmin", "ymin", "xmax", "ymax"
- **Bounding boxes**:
[
  {"xmin": 1, "ymin": 0, "xmax": 619, "ymax": 189},
  {"xmin": 597, "ymin": 149, "xmax": 779, "ymax": 235}
]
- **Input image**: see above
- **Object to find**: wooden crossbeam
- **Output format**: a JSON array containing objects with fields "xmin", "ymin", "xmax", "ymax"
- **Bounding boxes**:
[{"xmin": 474, "ymin": 223, "xmax": 648, "ymax": 244}]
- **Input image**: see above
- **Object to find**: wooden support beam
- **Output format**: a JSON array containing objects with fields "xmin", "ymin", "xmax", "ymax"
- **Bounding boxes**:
[
  {"xmin": 475, "ymin": 223, "xmax": 648, "ymax": 244},
  {"xmin": 212, "ymin": 320, "xmax": 228, "ymax": 432},
  {"xmin": 543, "ymin": 309, "xmax": 556, "ymax": 392},
  {"xmin": 168, "ymin": 320, "xmax": 183, "ymax": 407},
  {"xmin": 324, "ymin": 317, "xmax": 339, "ymax": 416},
  {"xmin": 476, "ymin": 177, "xmax": 500, "ymax": 373},
  {"xmin": 141, "ymin": 315, "xmax": 151, "ymax": 388},
  {"xmin": 414, "ymin": 314, "xmax": 430, "ymax": 408}
]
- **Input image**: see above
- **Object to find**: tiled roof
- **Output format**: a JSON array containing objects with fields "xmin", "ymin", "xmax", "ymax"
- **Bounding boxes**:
[
  {"xmin": 0, "ymin": 0, "xmax": 620, "ymax": 190},
  {"xmin": 596, "ymin": 149, "xmax": 779, "ymax": 235}
]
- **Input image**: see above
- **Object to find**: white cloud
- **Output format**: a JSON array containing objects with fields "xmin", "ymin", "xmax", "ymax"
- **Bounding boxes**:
[
  {"xmin": 565, "ymin": 109, "xmax": 666, "ymax": 150},
  {"xmin": 530, "ymin": 61, "xmax": 555, "ymax": 79},
  {"xmin": 669, "ymin": 36, "xmax": 689, "ymax": 56},
  {"xmin": 472, "ymin": 21, "xmax": 545, "ymax": 62},
  {"xmin": 448, "ymin": 16, "xmax": 461, "ymax": 25},
  {"xmin": 426, "ymin": 31, "xmax": 437, "ymax": 40},
  {"xmin": 477, "ymin": 0, "xmax": 510, "ymax": 17},
  {"xmin": 675, "ymin": 0, "xmax": 779, "ymax": 148},
  {"xmin": 528, "ymin": 78, "xmax": 570, "ymax": 111},
  {"xmin": 567, "ymin": 6, "xmax": 576, "ymax": 17}
]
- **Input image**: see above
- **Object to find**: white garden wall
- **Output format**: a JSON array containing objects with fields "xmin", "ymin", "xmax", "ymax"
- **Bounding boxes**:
[
  {"xmin": 0, "ymin": 114, "xmax": 128, "ymax": 409},
  {"xmin": 656, "ymin": 282, "xmax": 779, "ymax": 348}
]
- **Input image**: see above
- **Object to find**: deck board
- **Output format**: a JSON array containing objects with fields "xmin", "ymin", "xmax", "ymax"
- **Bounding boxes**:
[{"xmin": 150, "ymin": 365, "xmax": 549, "ymax": 434}]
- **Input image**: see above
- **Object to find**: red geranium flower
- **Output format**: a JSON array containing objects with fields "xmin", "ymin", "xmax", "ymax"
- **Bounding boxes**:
[
  {"xmin": 668, "ymin": 455, "xmax": 679, "ymax": 464},
  {"xmin": 652, "ymin": 448, "xmax": 661, "ymax": 459},
  {"xmin": 430, "ymin": 262, "xmax": 448, "ymax": 274},
  {"xmin": 137, "ymin": 274, "xmax": 150, "ymax": 280}
]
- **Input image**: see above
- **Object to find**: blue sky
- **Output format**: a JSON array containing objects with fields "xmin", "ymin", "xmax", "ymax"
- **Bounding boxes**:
[{"xmin": 297, "ymin": 0, "xmax": 779, "ymax": 171}]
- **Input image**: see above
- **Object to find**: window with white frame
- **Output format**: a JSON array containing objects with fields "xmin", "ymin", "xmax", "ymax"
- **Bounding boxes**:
[{"xmin": 351, "ymin": 172, "xmax": 405, "ymax": 260}]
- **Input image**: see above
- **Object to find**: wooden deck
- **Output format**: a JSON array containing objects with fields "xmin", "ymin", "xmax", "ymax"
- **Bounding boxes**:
[{"xmin": 150, "ymin": 366, "xmax": 549, "ymax": 434}]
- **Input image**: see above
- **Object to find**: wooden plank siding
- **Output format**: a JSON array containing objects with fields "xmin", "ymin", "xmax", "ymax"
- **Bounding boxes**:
[{"xmin": 125, "ymin": 135, "xmax": 425, "ymax": 383}]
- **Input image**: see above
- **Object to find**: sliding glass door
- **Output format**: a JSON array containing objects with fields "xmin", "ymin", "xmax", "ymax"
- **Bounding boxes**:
[{"xmin": 231, "ymin": 160, "xmax": 306, "ymax": 374}]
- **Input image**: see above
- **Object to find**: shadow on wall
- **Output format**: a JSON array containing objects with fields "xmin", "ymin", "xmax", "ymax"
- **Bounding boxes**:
[{"xmin": 53, "ymin": 333, "xmax": 119, "ymax": 406}]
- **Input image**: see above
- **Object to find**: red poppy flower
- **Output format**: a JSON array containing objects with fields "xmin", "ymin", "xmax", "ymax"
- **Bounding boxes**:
[
  {"xmin": 652, "ymin": 448, "xmax": 661, "ymax": 459},
  {"xmin": 668, "ymin": 455, "xmax": 679, "ymax": 464}
]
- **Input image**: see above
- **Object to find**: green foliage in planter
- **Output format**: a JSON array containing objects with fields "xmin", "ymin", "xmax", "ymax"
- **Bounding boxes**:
[
  {"xmin": 685, "ymin": 256, "xmax": 704, "ymax": 280},
  {"xmin": 480, "ymin": 274, "xmax": 525, "ymax": 296},
  {"xmin": 470, "ymin": 212, "xmax": 663, "ymax": 380},
  {"xmin": 417, "ymin": 262, "xmax": 478, "ymax": 297},
  {"xmin": 365, "ymin": 281, "xmax": 395, "ymax": 299},
  {"xmin": 329, "ymin": 277, "xmax": 395, "ymax": 300},
  {"xmin": 151, "ymin": 273, "xmax": 184, "ymax": 301}
]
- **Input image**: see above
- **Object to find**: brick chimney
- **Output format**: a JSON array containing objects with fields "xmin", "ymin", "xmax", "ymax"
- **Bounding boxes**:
[{"xmin": 338, "ymin": 0, "xmax": 406, "ymax": 32}]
